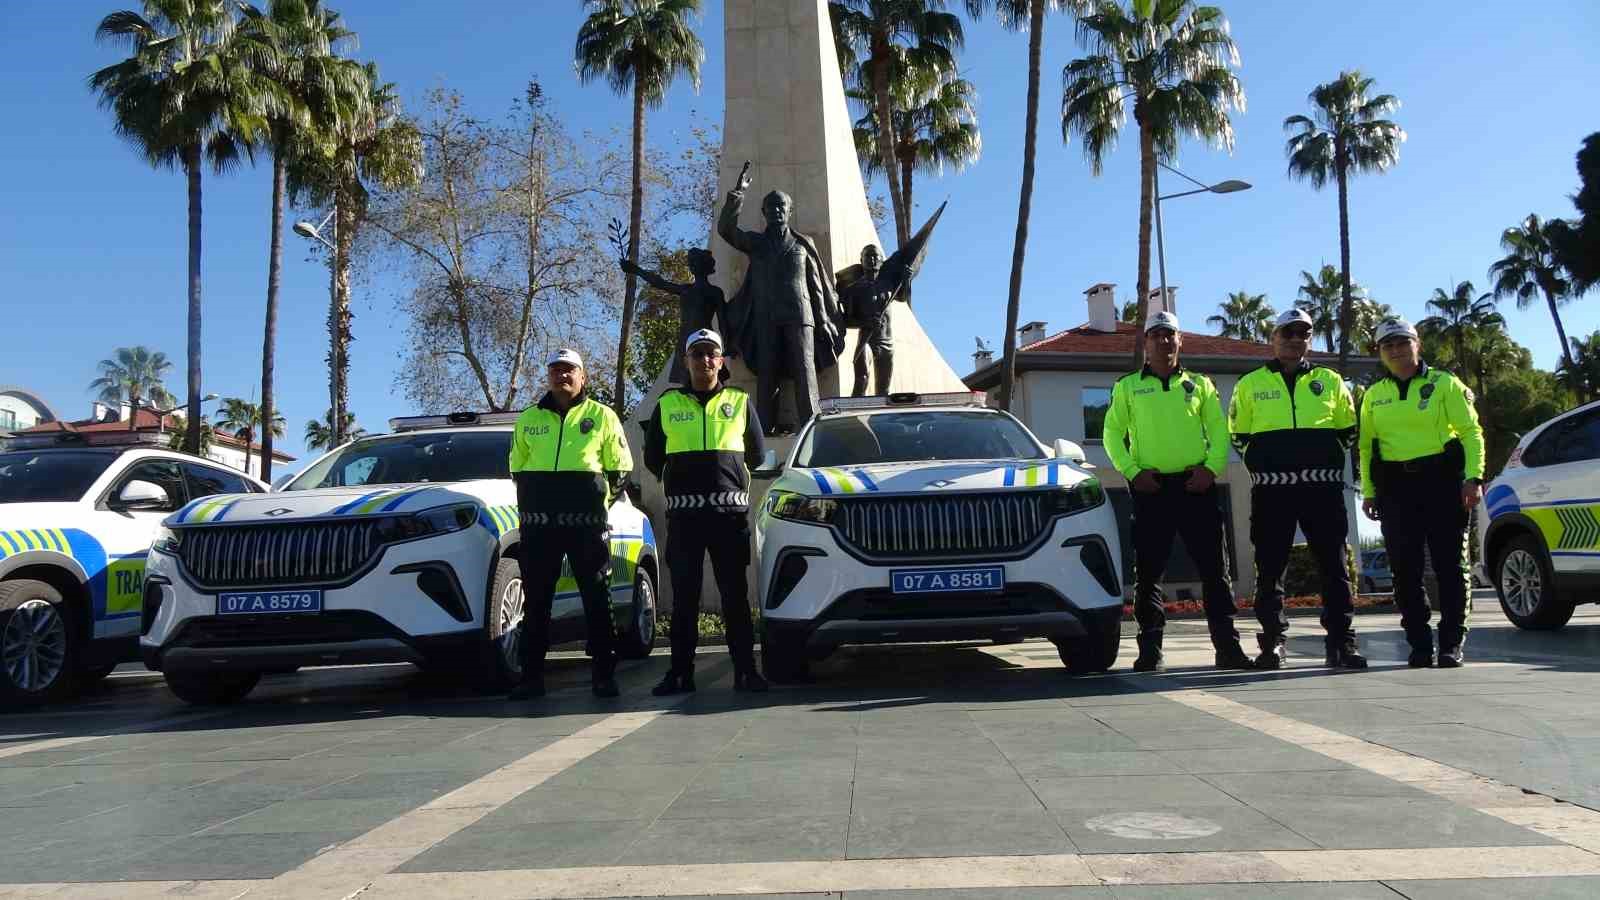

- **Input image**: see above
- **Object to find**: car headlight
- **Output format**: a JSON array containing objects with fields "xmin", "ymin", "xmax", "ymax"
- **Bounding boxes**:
[
  {"xmin": 373, "ymin": 503, "xmax": 479, "ymax": 543},
  {"xmin": 1045, "ymin": 477, "xmax": 1105, "ymax": 516},
  {"xmin": 767, "ymin": 490, "xmax": 839, "ymax": 525},
  {"xmin": 152, "ymin": 525, "xmax": 181, "ymax": 555}
]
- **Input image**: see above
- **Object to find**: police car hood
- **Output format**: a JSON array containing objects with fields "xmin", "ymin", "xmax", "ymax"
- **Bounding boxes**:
[
  {"xmin": 167, "ymin": 482, "xmax": 495, "ymax": 525},
  {"xmin": 0, "ymin": 502, "xmax": 80, "ymax": 530},
  {"xmin": 786, "ymin": 458, "xmax": 1090, "ymax": 495}
]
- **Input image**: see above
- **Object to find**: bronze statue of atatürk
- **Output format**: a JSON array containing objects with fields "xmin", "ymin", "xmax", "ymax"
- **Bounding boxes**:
[{"xmin": 618, "ymin": 248, "xmax": 723, "ymax": 385}]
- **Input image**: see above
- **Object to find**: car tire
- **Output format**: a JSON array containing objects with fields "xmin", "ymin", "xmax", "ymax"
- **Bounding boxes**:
[
  {"xmin": 761, "ymin": 628, "xmax": 809, "ymax": 683},
  {"xmin": 78, "ymin": 664, "xmax": 118, "ymax": 687},
  {"xmin": 0, "ymin": 579, "xmax": 78, "ymax": 708},
  {"xmin": 1055, "ymin": 608, "xmax": 1122, "ymax": 674},
  {"xmin": 477, "ymin": 556, "xmax": 523, "ymax": 692},
  {"xmin": 165, "ymin": 671, "xmax": 260, "ymax": 705},
  {"xmin": 1495, "ymin": 533, "xmax": 1573, "ymax": 630},
  {"xmin": 615, "ymin": 567, "xmax": 657, "ymax": 661}
]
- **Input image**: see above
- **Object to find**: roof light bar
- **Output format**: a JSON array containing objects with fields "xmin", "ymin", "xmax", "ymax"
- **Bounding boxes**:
[
  {"xmin": 389, "ymin": 411, "xmax": 522, "ymax": 432},
  {"xmin": 819, "ymin": 391, "xmax": 988, "ymax": 414}
]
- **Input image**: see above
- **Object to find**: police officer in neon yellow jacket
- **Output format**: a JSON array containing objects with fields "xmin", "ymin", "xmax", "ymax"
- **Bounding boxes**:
[
  {"xmin": 1103, "ymin": 311, "xmax": 1253, "ymax": 673},
  {"xmin": 1229, "ymin": 308, "xmax": 1365, "ymax": 670},
  {"xmin": 507, "ymin": 348, "xmax": 632, "ymax": 700},
  {"xmin": 643, "ymin": 329, "xmax": 768, "ymax": 694},
  {"xmin": 1359, "ymin": 319, "xmax": 1484, "ymax": 668}
]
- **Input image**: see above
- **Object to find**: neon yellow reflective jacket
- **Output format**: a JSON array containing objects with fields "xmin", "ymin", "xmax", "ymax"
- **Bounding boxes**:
[
  {"xmin": 659, "ymin": 386, "xmax": 749, "ymax": 453},
  {"xmin": 647, "ymin": 386, "xmax": 761, "ymax": 515},
  {"xmin": 1228, "ymin": 361, "xmax": 1356, "ymax": 478},
  {"xmin": 1103, "ymin": 366, "xmax": 1229, "ymax": 481},
  {"xmin": 1358, "ymin": 364, "xmax": 1484, "ymax": 499},
  {"xmin": 508, "ymin": 392, "xmax": 631, "ymax": 524}
]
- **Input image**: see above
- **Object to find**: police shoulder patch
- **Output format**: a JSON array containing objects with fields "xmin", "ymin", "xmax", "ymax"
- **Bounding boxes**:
[
  {"xmin": 720, "ymin": 402, "xmax": 734, "ymax": 418},
  {"xmin": 1182, "ymin": 379, "xmax": 1196, "ymax": 395},
  {"xmin": 1309, "ymin": 379, "xmax": 1324, "ymax": 395},
  {"xmin": 580, "ymin": 417, "xmax": 595, "ymax": 434}
]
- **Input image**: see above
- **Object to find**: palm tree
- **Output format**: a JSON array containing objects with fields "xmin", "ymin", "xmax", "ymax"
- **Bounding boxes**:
[
  {"xmin": 1489, "ymin": 213, "xmax": 1578, "ymax": 372},
  {"xmin": 1205, "ymin": 289, "xmax": 1273, "ymax": 342},
  {"xmin": 1417, "ymin": 281, "xmax": 1502, "ymax": 381},
  {"xmin": 831, "ymin": 1, "xmax": 966, "ymax": 247},
  {"xmin": 1061, "ymin": 1, "xmax": 1245, "ymax": 369},
  {"xmin": 849, "ymin": 65, "xmax": 981, "ymax": 234},
  {"xmin": 90, "ymin": 1, "xmax": 276, "ymax": 454},
  {"xmin": 1284, "ymin": 71, "xmax": 1405, "ymax": 374},
  {"xmin": 1350, "ymin": 296, "xmax": 1396, "ymax": 356},
  {"xmin": 239, "ymin": 0, "xmax": 366, "ymax": 484},
  {"xmin": 290, "ymin": 63, "xmax": 421, "ymax": 446},
  {"xmin": 88, "ymin": 346, "xmax": 176, "ymax": 431},
  {"xmin": 304, "ymin": 408, "xmax": 365, "ymax": 451},
  {"xmin": 1295, "ymin": 264, "xmax": 1349, "ymax": 354},
  {"xmin": 166, "ymin": 415, "xmax": 214, "ymax": 454},
  {"xmin": 214, "ymin": 397, "xmax": 286, "ymax": 476},
  {"xmin": 963, "ymin": 0, "xmax": 1084, "ymax": 411},
  {"xmin": 575, "ymin": 0, "xmax": 705, "ymax": 417},
  {"xmin": 1556, "ymin": 332, "xmax": 1600, "ymax": 403}
]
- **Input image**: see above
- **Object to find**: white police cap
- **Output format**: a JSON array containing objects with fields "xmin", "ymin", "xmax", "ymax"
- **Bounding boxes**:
[
  {"xmin": 1274, "ymin": 308, "xmax": 1315, "ymax": 332},
  {"xmin": 684, "ymin": 328, "xmax": 723, "ymax": 352},
  {"xmin": 1375, "ymin": 319, "xmax": 1419, "ymax": 343},
  {"xmin": 547, "ymin": 348, "xmax": 584, "ymax": 369},
  {"xmin": 1144, "ymin": 310, "xmax": 1180, "ymax": 334}
]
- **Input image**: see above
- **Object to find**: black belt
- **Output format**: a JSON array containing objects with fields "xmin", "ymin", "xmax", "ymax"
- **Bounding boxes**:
[{"xmin": 1377, "ymin": 451, "xmax": 1451, "ymax": 474}]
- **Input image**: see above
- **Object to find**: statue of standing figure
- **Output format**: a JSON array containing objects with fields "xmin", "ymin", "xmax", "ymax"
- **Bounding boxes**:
[
  {"xmin": 619, "ymin": 248, "xmax": 723, "ymax": 385},
  {"xmin": 717, "ymin": 161, "xmax": 844, "ymax": 435},
  {"xmin": 836, "ymin": 201, "xmax": 946, "ymax": 396}
]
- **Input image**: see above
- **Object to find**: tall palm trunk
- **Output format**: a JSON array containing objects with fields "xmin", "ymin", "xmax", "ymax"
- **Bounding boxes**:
[
  {"xmin": 184, "ymin": 143, "xmax": 204, "ymax": 455},
  {"xmin": 1546, "ymin": 287, "xmax": 1575, "ymax": 372},
  {"xmin": 260, "ymin": 149, "xmax": 286, "ymax": 482},
  {"xmin": 872, "ymin": 42, "xmax": 908, "ymax": 248},
  {"xmin": 1131, "ymin": 110, "xmax": 1155, "ymax": 369},
  {"xmin": 330, "ymin": 190, "xmax": 355, "ymax": 446},
  {"xmin": 1335, "ymin": 142, "xmax": 1354, "ymax": 374},
  {"xmin": 900, "ymin": 150, "xmax": 916, "ymax": 305},
  {"xmin": 613, "ymin": 82, "xmax": 646, "ymax": 417},
  {"xmin": 999, "ymin": 0, "xmax": 1045, "ymax": 412}
]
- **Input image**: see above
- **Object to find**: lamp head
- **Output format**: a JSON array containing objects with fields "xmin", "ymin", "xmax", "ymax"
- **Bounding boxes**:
[
  {"xmin": 293, "ymin": 221, "xmax": 321, "ymax": 240},
  {"xmin": 1210, "ymin": 179, "xmax": 1252, "ymax": 194}
]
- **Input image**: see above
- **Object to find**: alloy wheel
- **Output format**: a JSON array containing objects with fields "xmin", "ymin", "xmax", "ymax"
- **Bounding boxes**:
[
  {"xmin": 1501, "ymin": 549, "xmax": 1543, "ymax": 617},
  {"xmin": 634, "ymin": 574, "xmax": 657, "ymax": 648},
  {"xmin": 2, "ymin": 598, "xmax": 67, "ymax": 693},
  {"xmin": 499, "ymin": 576, "xmax": 524, "ymax": 676}
]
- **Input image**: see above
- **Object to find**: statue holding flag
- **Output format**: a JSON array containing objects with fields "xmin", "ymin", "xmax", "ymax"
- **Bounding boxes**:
[{"xmin": 837, "ymin": 202, "xmax": 947, "ymax": 396}]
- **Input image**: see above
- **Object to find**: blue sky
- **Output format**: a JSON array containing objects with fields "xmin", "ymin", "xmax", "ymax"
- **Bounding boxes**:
[{"xmin": 3, "ymin": 0, "xmax": 1597, "ymax": 470}]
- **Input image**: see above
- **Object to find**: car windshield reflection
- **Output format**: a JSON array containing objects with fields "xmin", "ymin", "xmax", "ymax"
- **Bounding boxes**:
[{"xmin": 795, "ymin": 411, "xmax": 1047, "ymax": 468}]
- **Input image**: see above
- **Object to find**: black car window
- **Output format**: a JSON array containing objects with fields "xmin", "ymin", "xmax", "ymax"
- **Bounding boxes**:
[
  {"xmin": 287, "ymin": 431, "xmax": 514, "ymax": 490},
  {"xmin": 1551, "ymin": 409, "xmax": 1600, "ymax": 465},
  {"xmin": 0, "ymin": 450, "xmax": 120, "ymax": 503},
  {"xmin": 109, "ymin": 459, "xmax": 187, "ymax": 511},
  {"xmin": 797, "ymin": 411, "xmax": 1047, "ymax": 468},
  {"xmin": 184, "ymin": 463, "xmax": 253, "ymax": 500}
]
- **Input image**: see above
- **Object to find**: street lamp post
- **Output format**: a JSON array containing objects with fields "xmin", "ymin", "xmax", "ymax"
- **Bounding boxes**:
[
  {"xmin": 1152, "ymin": 162, "xmax": 1252, "ymax": 314},
  {"xmin": 293, "ymin": 210, "xmax": 343, "ymax": 446}
]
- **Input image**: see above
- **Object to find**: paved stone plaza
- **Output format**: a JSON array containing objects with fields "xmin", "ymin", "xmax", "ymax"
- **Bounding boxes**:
[{"xmin": 3, "ymin": 594, "xmax": 1599, "ymax": 898}]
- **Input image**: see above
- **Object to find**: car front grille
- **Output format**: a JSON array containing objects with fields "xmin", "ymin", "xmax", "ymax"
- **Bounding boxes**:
[
  {"xmin": 834, "ymin": 492, "xmax": 1050, "ymax": 558},
  {"xmin": 176, "ymin": 520, "xmax": 383, "ymax": 588}
]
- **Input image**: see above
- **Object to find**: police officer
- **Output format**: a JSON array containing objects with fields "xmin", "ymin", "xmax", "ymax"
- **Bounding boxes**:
[
  {"xmin": 1360, "ymin": 320, "xmax": 1484, "ymax": 668},
  {"xmin": 643, "ymin": 329, "xmax": 769, "ymax": 694},
  {"xmin": 1229, "ymin": 308, "xmax": 1365, "ymax": 670},
  {"xmin": 508, "ymin": 348, "xmax": 633, "ymax": 699},
  {"xmin": 1104, "ymin": 311, "xmax": 1254, "ymax": 672}
]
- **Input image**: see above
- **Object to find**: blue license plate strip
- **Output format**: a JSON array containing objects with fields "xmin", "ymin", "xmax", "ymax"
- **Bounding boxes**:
[
  {"xmin": 217, "ymin": 590, "xmax": 323, "ymax": 615},
  {"xmin": 890, "ymin": 565, "xmax": 1005, "ymax": 595}
]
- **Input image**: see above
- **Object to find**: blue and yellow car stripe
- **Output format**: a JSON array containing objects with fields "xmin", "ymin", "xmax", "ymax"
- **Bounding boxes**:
[
  {"xmin": 0, "ymin": 527, "xmax": 142, "ymax": 622},
  {"xmin": 809, "ymin": 468, "xmax": 880, "ymax": 495},
  {"xmin": 1003, "ymin": 462, "xmax": 1062, "ymax": 487}
]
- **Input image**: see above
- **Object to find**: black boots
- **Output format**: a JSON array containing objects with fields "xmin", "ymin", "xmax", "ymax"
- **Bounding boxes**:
[
  {"xmin": 1213, "ymin": 639, "xmax": 1255, "ymax": 670},
  {"xmin": 1437, "ymin": 644, "xmax": 1465, "ymax": 668},
  {"xmin": 1132, "ymin": 632, "xmax": 1164, "ymax": 672},
  {"xmin": 1408, "ymin": 647, "xmax": 1434, "ymax": 668},
  {"xmin": 652, "ymin": 669, "xmax": 696, "ymax": 696},
  {"xmin": 592, "ymin": 655, "xmax": 619, "ymax": 698},
  {"xmin": 1325, "ymin": 635, "xmax": 1368, "ymax": 669},
  {"xmin": 507, "ymin": 672, "xmax": 545, "ymax": 700},
  {"xmin": 734, "ymin": 667, "xmax": 769, "ymax": 692},
  {"xmin": 1254, "ymin": 633, "xmax": 1286, "ymax": 670}
]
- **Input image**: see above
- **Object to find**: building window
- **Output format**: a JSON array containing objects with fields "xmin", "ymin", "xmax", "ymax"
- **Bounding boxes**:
[
  {"xmin": 0, "ymin": 410, "xmax": 15, "ymax": 430},
  {"xmin": 1082, "ymin": 387, "xmax": 1111, "ymax": 441}
]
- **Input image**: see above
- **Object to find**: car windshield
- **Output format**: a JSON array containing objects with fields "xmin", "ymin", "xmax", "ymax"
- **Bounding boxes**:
[
  {"xmin": 0, "ymin": 450, "xmax": 120, "ymax": 504},
  {"xmin": 796, "ymin": 411, "xmax": 1047, "ymax": 468},
  {"xmin": 285, "ymin": 431, "xmax": 512, "ymax": 490}
]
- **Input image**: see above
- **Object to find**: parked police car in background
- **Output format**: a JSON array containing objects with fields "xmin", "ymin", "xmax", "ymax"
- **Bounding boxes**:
[
  {"xmin": 755, "ymin": 392, "xmax": 1123, "ymax": 679},
  {"xmin": 142, "ymin": 413, "xmax": 659, "ymax": 704},
  {"xmin": 1478, "ymin": 398, "xmax": 1600, "ymax": 629},
  {"xmin": 0, "ymin": 439, "xmax": 265, "ymax": 705}
]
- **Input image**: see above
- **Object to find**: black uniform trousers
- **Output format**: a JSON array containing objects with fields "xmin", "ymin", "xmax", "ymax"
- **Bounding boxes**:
[
  {"xmin": 1376, "ymin": 461, "xmax": 1470, "ymax": 652},
  {"xmin": 1250, "ymin": 483, "xmax": 1355, "ymax": 648},
  {"xmin": 1131, "ymin": 477, "xmax": 1240, "ymax": 646},
  {"xmin": 665, "ymin": 513, "xmax": 757, "ymax": 673},
  {"xmin": 516, "ymin": 525, "xmax": 616, "ymax": 676}
]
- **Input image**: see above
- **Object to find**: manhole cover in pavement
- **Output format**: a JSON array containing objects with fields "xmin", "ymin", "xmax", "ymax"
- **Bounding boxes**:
[{"xmin": 1084, "ymin": 812, "xmax": 1222, "ymax": 840}]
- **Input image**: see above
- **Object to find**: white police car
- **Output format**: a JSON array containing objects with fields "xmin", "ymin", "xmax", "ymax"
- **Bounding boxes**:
[
  {"xmin": 0, "ymin": 439, "xmax": 265, "ymax": 705},
  {"xmin": 755, "ymin": 393, "xmax": 1124, "ymax": 679},
  {"xmin": 1478, "ymin": 398, "xmax": 1600, "ymax": 629},
  {"xmin": 141, "ymin": 413, "xmax": 659, "ymax": 704}
]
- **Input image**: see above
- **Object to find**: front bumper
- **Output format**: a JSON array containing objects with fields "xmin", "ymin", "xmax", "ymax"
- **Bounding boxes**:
[{"xmin": 140, "ymin": 526, "xmax": 495, "ymax": 672}]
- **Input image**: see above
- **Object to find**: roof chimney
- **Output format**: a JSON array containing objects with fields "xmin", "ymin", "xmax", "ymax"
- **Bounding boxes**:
[
  {"xmin": 1018, "ymin": 320, "xmax": 1048, "ymax": 347},
  {"xmin": 1086, "ymin": 283, "xmax": 1117, "ymax": 332}
]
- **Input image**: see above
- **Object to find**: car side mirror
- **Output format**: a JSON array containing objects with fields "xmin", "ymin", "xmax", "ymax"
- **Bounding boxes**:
[
  {"xmin": 752, "ymin": 448, "xmax": 783, "ymax": 481},
  {"xmin": 1053, "ymin": 439, "xmax": 1088, "ymax": 465},
  {"xmin": 116, "ymin": 479, "xmax": 170, "ymax": 511},
  {"xmin": 270, "ymin": 472, "xmax": 296, "ymax": 492}
]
